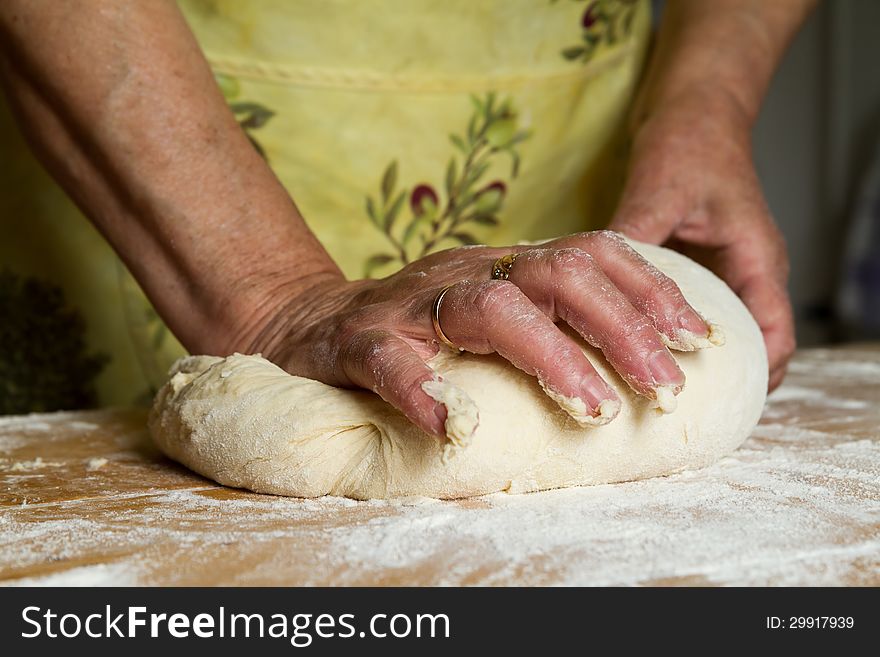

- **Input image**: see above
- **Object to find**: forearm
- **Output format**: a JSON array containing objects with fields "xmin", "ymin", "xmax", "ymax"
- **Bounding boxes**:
[
  {"xmin": 611, "ymin": 0, "xmax": 808, "ymax": 389},
  {"xmin": 0, "ymin": 0, "xmax": 341, "ymax": 355},
  {"xmin": 631, "ymin": 0, "xmax": 816, "ymax": 130}
]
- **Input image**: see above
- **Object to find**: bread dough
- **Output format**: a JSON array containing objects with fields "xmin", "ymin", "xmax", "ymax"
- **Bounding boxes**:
[{"xmin": 149, "ymin": 241, "xmax": 768, "ymax": 499}]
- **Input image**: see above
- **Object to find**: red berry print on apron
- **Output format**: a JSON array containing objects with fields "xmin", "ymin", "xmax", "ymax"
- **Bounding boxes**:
[{"xmin": 559, "ymin": 0, "xmax": 639, "ymax": 63}]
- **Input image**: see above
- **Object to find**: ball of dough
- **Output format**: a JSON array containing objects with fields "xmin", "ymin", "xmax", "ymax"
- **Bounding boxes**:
[{"xmin": 149, "ymin": 241, "xmax": 768, "ymax": 499}]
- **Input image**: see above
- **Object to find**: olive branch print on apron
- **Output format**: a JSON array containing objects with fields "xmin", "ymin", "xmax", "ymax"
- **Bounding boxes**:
[
  {"xmin": 362, "ymin": 93, "xmax": 531, "ymax": 277},
  {"xmin": 557, "ymin": 0, "xmax": 640, "ymax": 63}
]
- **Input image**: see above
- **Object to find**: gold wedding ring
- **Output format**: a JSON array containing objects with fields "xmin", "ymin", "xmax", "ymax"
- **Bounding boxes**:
[
  {"xmin": 434, "ymin": 253, "xmax": 519, "ymax": 348},
  {"xmin": 431, "ymin": 284, "xmax": 458, "ymax": 349},
  {"xmin": 491, "ymin": 253, "xmax": 519, "ymax": 280}
]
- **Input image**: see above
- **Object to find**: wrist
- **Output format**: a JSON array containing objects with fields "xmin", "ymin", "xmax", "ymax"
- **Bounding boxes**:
[
  {"xmin": 629, "ymin": 83, "xmax": 753, "ymax": 154},
  {"xmin": 213, "ymin": 265, "xmax": 349, "ymax": 358},
  {"xmin": 629, "ymin": 81, "xmax": 755, "ymax": 136}
]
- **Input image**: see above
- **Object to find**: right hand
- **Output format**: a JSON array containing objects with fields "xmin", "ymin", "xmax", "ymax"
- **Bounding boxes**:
[{"xmin": 234, "ymin": 230, "xmax": 718, "ymax": 440}]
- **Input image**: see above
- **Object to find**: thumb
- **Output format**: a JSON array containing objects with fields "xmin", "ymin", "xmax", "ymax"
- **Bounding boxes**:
[{"xmin": 734, "ymin": 273, "xmax": 796, "ymax": 387}]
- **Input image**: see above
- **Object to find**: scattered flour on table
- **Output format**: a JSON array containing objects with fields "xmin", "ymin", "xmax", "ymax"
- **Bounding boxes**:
[
  {"xmin": 767, "ymin": 385, "xmax": 869, "ymax": 409},
  {"xmin": 0, "ymin": 409, "xmax": 120, "ymax": 451},
  {"xmin": 329, "ymin": 435, "xmax": 879, "ymax": 586},
  {"xmin": 7, "ymin": 457, "xmax": 62, "ymax": 471},
  {"xmin": 1, "ymin": 430, "xmax": 876, "ymax": 586},
  {"xmin": 787, "ymin": 353, "xmax": 880, "ymax": 379},
  {"xmin": 69, "ymin": 421, "xmax": 100, "ymax": 432},
  {"xmin": 5, "ymin": 562, "xmax": 138, "ymax": 587},
  {"xmin": 0, "ymin": 409, "xmax": 116, "ymax": 430},
  {"xmin": 86, "ymin": 457, "xmax": 109, "ymax": 471},
  {"xmin": 1, "ymin": 356, "xmax": 877, "ymax": 586}
]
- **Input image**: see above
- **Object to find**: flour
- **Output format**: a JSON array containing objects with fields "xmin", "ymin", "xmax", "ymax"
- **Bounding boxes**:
[
  {"xmin": 8, "ymin": 457, "xmax": 62, "ymax": 471},
  {"xmin": 0, "ymin": 411, "xmax": 109, "ymax": 451},
  {"xmin": 1, "ymin": 350, "xmax": 878, "ymax": 586},
  {"xmin": 0, "ymin": 410, "xmax": 107, "ymax": 429},
  {"xmin": 1, "ymin": 430, "xmax": 876, "ymax": 586},
  {"xmin": 86, "ymin": 457, "xmax": 109, "ymax": 471},
  {"xmin": 768, "ymin": 385, "xmax": 869, "ymax": 409},
  {"xmin": 788, "ymin": 355, "xmax": 880, "ymax": 378},
  {"xmin": 330, "ymin": 434, "xmax": 879, "ymax": 585},
  {"xmin": 5, "ymin": 562, "xmax": 138, "ymax": 587}
]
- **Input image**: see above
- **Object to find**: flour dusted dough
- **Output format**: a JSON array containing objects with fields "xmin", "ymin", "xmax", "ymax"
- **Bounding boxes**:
[{"xmin": 149, "ymin": 241, "xmax": 768, "ymax": 499}]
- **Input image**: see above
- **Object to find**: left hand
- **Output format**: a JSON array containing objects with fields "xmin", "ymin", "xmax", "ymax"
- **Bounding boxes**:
[{"xmin": 609, "ymin": 91, "xmax": 795, "ymax": 391}]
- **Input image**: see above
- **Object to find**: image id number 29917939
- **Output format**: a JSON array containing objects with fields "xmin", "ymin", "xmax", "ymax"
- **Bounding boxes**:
[{"xmin": 766, "ymin": 617, "xmax": 855, "ymax": 630}]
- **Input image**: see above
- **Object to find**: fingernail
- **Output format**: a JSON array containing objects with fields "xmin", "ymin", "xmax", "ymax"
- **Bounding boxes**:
[
  {"xmin": 539, "ymin": 379, "xmax": 620, "ymax": 427},
  {"xmin": 581, "ymin": 375, "xmax": 617, "ymax": 409},
  {"xmin": 677, "ymin": 308, "xmax": 708, "ymax": 335},
  {"xmin": 648, "ymin": 350, "xmax": 684, "ymax": 386}
]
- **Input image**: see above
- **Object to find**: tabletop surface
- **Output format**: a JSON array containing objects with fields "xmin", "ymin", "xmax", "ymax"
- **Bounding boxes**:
[{"xmin": 1, "ymin": 346, "xmax": 878, "ymax": 586}]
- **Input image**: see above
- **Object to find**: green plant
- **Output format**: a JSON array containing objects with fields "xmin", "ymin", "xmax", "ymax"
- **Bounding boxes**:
[{"xmin": 0, "ymin": 270, "xmax": 108, "ymax": 414}]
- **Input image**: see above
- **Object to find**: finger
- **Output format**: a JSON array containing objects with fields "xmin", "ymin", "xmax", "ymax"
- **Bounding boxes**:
[
  {"xmin": 507, "ymin": 247, "xmax": 685, "ymax": 411},
  {"xmin": 607, "ymin": 144, "xmax": 689, "ymax": 244},
  {"xmin": 553, "ymin": 231, "xmax": 718, "ymax": 350},
  {"xmin": 608, "ymin": 179, "xmax": 686, "ymax": 244},
  {"xmin": 768, "ymin": 363, "xmax": 788, "ymax": 392},
  {"xmin": 340, "ymin": 329, "xmax": 479, "ymax": 444},
  {"xmin": 438, "ymin": 280, "xmax": 620, "ymax": 426},
  {"xmin": 736, "ymin": 275, "xmax": 795, "ymax": 392},
  {"xmin": 608, "ymin": 200, "xmax": 676, "ymax": 244}
]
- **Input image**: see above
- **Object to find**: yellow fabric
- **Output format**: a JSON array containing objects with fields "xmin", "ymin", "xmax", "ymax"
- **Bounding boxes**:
[{"xmin": 0, "ymin": 0, "xmax": 650, "ymax": 407}]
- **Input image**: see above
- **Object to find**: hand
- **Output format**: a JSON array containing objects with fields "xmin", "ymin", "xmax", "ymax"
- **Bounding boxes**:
[
  {"xmin": 238, "ymin": 231, "xmax": 718, "ymax": 441},
  {"xmin": 610, "ymin": 92, "xmax": 795, "ymax": 391}
]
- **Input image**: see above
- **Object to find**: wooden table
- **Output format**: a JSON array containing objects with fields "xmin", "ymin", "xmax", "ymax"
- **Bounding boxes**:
[{"xmin": 2, "ymin": 346, "xmax": 878, "ymax": 586}]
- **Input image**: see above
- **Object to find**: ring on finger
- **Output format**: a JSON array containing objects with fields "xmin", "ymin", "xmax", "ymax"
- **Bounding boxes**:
[
  {"xmin": 491, "ymin": 253, "xmax": 519, "ymax": 280},
  {"xmin": 431, "ymin": 284, "xmax": 459, "ymax": 349}
]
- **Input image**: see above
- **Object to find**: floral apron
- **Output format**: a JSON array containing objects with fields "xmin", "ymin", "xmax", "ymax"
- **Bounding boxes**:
[{"xmin": 0, "ymin": 0, "xmax": 650, "ymax": 410}]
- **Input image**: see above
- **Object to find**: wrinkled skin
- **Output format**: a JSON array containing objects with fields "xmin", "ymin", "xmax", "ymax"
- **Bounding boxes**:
[
  {"xmin": 250, "ymin": 97, "xmax": 795, "ymax": 440},
  {"xmin": 251, "ymin": 231, "xmax": 714, "ymax": 437},
  {"xmin": 609, "ymin": 93, "xmax": 795, "ymax": 391}
]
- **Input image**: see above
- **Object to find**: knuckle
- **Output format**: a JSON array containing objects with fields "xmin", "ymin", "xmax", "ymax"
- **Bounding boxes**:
[
  {"xmin": 550, "ymin": 247, "xmax": 595, "ymax": 277},
  {"xmin": 563, "ymin": 231, "xmax": 592, "ymax": 245},
  {"xmin": 471, "ymin": 279, "xmax": 521, "ymax": 316},
  {"xmin": 399, "ymin": 369, "xmax": 431, "ymax": 403},
  {"xmin": 340, "ymin": 328, "xmax": 383, "ymax": 365},
  {"xmin": 578, "ymin": 228, "xmax": 629, "ymax": 255},
  {"xmin": 616, "ymin": 316, "xmax": 661, "ymax": 347},
  {"xmin": 360, "ymin": 340, "xmax": 431, "ymax": 401},
  {"xmin": 362, "ymin": 338, "xmax": 393, "ymax": 374},
  {"xmin": 646, "ymin": 273, "xmax": 684, "ymax": 306},
  {"xmin": 587, "ymin": 229, "xmax": 622, "ymax": 249}
]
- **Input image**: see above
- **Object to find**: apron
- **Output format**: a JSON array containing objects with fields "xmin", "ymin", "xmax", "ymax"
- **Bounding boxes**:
[{"xmin": 0, "ymin": 0, "xmax": 650, "ymax": 409}]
